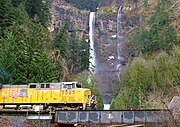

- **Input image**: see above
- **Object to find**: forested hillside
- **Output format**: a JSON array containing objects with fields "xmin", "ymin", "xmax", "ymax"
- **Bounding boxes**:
[
  {"xmin": 0, "ymin": 0, "xmax": 90, "ymax": 84},
  {"xmin": 110, "ymin": 0, "xmax": 180, "ymax": 109}
]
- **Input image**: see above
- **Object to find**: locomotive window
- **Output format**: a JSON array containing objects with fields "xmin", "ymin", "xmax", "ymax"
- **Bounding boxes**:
[
  {"xmin": 30, "ymin": 85, "xmax": 36, "ymax": 88},
  {"xmin": 51, "ymin": 84, "xmax": 54, "ymax": 88},
  {"xmin": 63, "ymin": 85, "xmax": 66, "ymax": 88},
  {"xmin": 72, "ymin": 83, "xmax": 75, "ymax": 88},
  {"xmin": 41, "ymin": 84, "xmax": 45, "ymax": 88},
  {"xmin": 67, "ymin": 85, "xmax": 72, "ymax": 89},
  {"xmin": 76, "ymin": 83, "xmax": 82, "ymax": 88},
  {"xmin": 46, "ymin": 84, "xmax": 50, "ymax": 88}
]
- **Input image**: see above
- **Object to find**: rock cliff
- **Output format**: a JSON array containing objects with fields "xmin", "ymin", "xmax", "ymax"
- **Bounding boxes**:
[
  {"xmin": 50, "ymin": 0, "xmax": 90, "ymax": 38},
  {"xmin": 50, "ymin": 0, "xmax": 140, "ymax": 104}
]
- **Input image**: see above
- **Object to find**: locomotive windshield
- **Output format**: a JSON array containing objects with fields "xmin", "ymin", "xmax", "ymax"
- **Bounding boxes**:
[
  {"xmin": 76, "ymin": 83, "xmax": 82, "ymax": 88},
  {"xmin": 62, "ymin": 82, "xmax": 82, "ymax": 89}
]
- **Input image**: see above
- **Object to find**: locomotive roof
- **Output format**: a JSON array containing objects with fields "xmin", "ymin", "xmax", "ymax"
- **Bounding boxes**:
[
  {"xmin": 28, "ymin": 81, "xmax": 79, "ymax": 84},
  {"xmin": 0, "ymin": 82, "xmax": 82, "ymax": 88},
  {"xmin": 0, "ymin": 81, "xmax": 79, "ymax": 85}
]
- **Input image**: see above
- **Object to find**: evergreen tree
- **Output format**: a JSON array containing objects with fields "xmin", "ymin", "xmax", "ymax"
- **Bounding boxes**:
[
  {"xmin": 68, "ymin": 31, "xmax": 90, "ymax": 73},
  {"xmin": 11, "ymin": 0, "xmax": 25, "ymax": 7},
  {"xmin": 22, "ymin": 20, "xmax": 57, "ymax": 83},
  {"xmin": 80, "ymin": 34, "xmax": 90, "ymax": 70},
  {"xmin": 28, "ymin": 51, "xmax": 57, "ymax": 83},
  {"xmin": 0, "ymin": 0, "xmax": 28, "ymax": 37},
  {"xmin": 0, "ymin": 25, "xmax": 22, "ymax": 83},
  {"xmin": 68, "ymin": 31, "xmax": 80, "ymax": 72},
  {"xmin": 25, "ymin": 0, "xmax": 51, "ymax": 26},
  {"xmin": 0, "ymin": 0, "xmax": 51, "ymax": 27},
  {"xmin": 133, "ymin": 0, "xmax": 178, "ymax": 53},
  {"xmin": 128, "ymin": 58, "xmax": 151, "ymax": 107},
  {"xmin": 53, "ymin": 22, "xmax": 69, "ymax": 58},
  {"xmin": 0, "ymin": 21, "xmax": 57, "ymax": 84}
]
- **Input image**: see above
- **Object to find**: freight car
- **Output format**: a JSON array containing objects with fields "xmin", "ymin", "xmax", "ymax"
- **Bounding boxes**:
[{"xmin": 0, "ymin": 82, "xmax": 96, "ymax": 111}]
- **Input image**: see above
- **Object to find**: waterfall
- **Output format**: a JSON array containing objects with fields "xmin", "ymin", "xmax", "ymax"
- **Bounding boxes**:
[
  {"xmin": 87, "ymin": 12, "xmax": 96, "ymax": 84},
  {"xmin": 116, "ymin": 5, "xmax": 124, "ymax": 79},
  {"xmin": 89, "ymin": 12, "xmax": 96, "ymax": 72},
  {"xmin": 117, "ymin": 5, "xmax": 124, "ymax": 61},
  {"xmin": 87, "ymin": 7, "xmax": 125, "ymax": 110},
  {"xmin": 100, "ymin": 5, "xmax": 125, "ymax": 110},
  {"xmin": 102, "ymin": 6, "xmax": 125, "ymax": 110}
]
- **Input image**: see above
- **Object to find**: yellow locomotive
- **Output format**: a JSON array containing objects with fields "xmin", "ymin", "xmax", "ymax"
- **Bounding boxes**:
[{"xmin": 0, "ymin": 82, "xmax": 96, "ymax": 111}]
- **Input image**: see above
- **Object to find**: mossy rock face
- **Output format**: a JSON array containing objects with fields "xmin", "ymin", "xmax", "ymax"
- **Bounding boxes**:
[
  {"xmin": 64, "ymin": 0, "xmax": 99, "ymax": 11},
  {"xmin": 52, "ymin": 0, "xmax": 91, "ymax": 34},
  {"xmin": 64, "ymin": 0, "xmax": 121, "ymax": 11},
  {"xmin": 99, "ymin": 6, "xmax": 118, "ymax": 17}
]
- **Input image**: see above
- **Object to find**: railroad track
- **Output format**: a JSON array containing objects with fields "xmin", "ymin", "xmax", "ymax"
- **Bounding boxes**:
[{"xmin": 0, "ymin": 109, "xmax": 50, "ymax": 114}]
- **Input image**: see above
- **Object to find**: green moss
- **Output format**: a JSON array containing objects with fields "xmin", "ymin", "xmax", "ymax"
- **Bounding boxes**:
[{"xmin": 97, "ymin": 5, "xmax": 118, "ymax": 17}]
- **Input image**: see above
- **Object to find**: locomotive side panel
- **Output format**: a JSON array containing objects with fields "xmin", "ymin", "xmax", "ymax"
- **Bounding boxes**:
[
  {"xmin": 0, "ymin": 87, "xmax": 29, "ymax": 104},
  {"xmin": 30, "ymin": 89, "xmax": 61, "ymax": 104},
  {"xmin": 51, "ymin": 89, "xmax": 61, "ymax": 102},
  {"xmin": 0, "ymin": 88, "xmax": 9, "ymax": 103},
  {"xmin": 27, "ymin": 88, "xmax": 36, "ymax": 103},
  {"xmin": 37, "ymin": 90, "xmax": 50, "ymax": 103},
  {"xmin": 0, "ymin": 87, "xmax": 90, "ymax": 104}
]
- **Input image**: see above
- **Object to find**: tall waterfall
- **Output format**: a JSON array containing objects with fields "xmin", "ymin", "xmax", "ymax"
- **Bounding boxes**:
[
  {"xmin": 117, "ymin": 5, "xmax": 124, "ymax": 62},
  {"xmin": 100, "ymin": 5, "xmax": 125, "ymax": 110},
  {"xmin": 116, "ymin": 5, "xmax": 124, "ymax": 79},
  {"xmin": 87, "ymin": 7, "xmax": 125, "ymax": 110},
  {"xmin": 102, "ymin": 6, "xmax": 125, "ymax": 109},
  {"xmin": 89, "ymin": 12, "xmax": 96, "ymax": 72}
]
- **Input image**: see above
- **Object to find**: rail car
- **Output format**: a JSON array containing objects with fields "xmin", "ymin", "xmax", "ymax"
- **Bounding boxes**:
[{"xmin": 0, "ymin": 82, "xmax": 96, "ymax": 111}]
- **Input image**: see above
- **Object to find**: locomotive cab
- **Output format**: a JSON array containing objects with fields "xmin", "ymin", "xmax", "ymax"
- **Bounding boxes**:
[
  {"xmin": 83, "ymin": 89, "xmax": 96, "ymax": 110},
  {"xmin": 61, "ymin": 82, "xmax": 96, "ymax": 110}
]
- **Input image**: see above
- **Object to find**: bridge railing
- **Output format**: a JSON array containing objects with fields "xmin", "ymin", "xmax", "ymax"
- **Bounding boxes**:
[{"xmin": 54, "ymin": 110, "xmax": 171, "ymax": 124}]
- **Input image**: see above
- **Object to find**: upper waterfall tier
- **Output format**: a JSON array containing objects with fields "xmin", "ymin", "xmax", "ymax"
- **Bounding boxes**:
[{"xmin": 89, "ymin": 12, "xmax": 96, "ymax": 73}]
